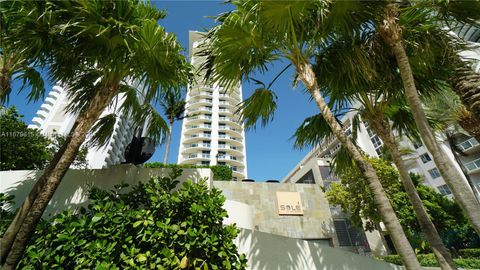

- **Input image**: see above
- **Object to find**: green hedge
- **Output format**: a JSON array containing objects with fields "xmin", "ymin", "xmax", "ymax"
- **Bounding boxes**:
[
  {"xmin": 17, "ymin": 168, "xmax": 246, "ymax": 269},
  {"xmin": 381, "ymin": 254, "xmax": 480, "ymax": 268},
  {"xmin": 144, "ymin": 162, "xmax": 233, "ymax": 181},
  {"xmin": 459, "ymin": 248, "xmax": 480, "ymax": 259}
]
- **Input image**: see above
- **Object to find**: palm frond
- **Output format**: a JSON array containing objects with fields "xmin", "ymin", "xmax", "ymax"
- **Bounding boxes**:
[
  {"xmin": 16, "ymin": 66, "xmax": 45, "ymax": 103},
  {"xmin": 237, "ymin": 88, "xmax": 277, "ymax": 130},
  {"xmin": 292, "ymin": 113, "xmax": 341, "ymax": 149},
  {"xmin": 88, "ymin": 113, "xmax": 117, "ymax": 148}
]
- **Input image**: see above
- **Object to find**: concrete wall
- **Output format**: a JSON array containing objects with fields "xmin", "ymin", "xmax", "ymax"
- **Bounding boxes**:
[
  {"xmin": 0, "ymin": 165, "xmax": 212, "ymax": 216},
  {"xmin": 236, "ymin": 228, "xmax": 402, "ymax": 270},
  {"xmin": 213, "ymin": 181, "xmax": 336, "ymax": 241}
]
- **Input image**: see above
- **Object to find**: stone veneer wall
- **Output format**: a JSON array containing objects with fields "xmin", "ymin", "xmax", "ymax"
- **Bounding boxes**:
[{"xmin": 213, "ymin": 181, "xmax": 337, "ymax": 243}]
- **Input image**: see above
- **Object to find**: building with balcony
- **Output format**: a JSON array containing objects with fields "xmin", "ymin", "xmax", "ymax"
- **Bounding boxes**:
[
  {"xmin": 28, "ymin": 84, "xmax": 137, "ymax": 169},
  {"xmin": 177, "ymin": 31, "xmax": 248, "ymax": 180}
]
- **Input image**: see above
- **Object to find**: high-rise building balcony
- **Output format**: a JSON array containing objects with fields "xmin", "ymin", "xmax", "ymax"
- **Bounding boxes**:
[
  {"xmin": 219, "ymin": 93, "xmax": 240, "ymax": 101},
  {"xmin": 188, "ymin": 98, "xmax": 213, "ymax": 106},
  {"xmin": 188, "ymin": 115, "xmax": 212, "ymax": 122},
  {"xmin": 184, "ymin": 153, "xmax": 211, "ymax": 161},
  {"xmin": 186, "ymin": 124, "xmax": 212, "ymax": 130},
  {"xmin": 190, "ymin": 107, "xmax": 212, "ymax": 113}
]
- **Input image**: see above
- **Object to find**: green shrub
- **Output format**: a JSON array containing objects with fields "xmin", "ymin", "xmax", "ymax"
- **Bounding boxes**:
[
  {"xmin": 144, "ymin": 162, "xmax": 233, "ymax": 181},
  {"xmin": 18, "ymin": 168, "xmax": 247, "ymax": 269},
  {"xmin": 455, "ymin": 258, "xmax": 480, "ymax": 269},
  {"xmin": 459, "ymin": 248, "xmax": 480, "ymax": 259},
  {"xmin": 0, "ymin": 193, "xmax": 15, "ymax": 236},
  {"xmin": 210, "ymin": 165, "xmax": 233, "ymax": 181},
  {"xmin": 381, "ymin": 254, "xmax": 480, "ymax": 269}
]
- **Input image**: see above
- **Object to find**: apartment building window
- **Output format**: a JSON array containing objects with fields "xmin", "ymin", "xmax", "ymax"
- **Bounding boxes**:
[
  {"xmin": 412, "ymin": 141, "xmax": 423, "ymax": 149},
  {"xmin": 428, "ymin": 168, "xmax": 441, "ymax": 179},
  {"xmin": 420, "ymin": 153, "xmax": 432, "ymax": 163},
  {"xmin": 299, "ymin": 170, "xmax": 315, "ymax": 184},
  {"xmin": 203, "ymin": 131, "xmax": 211, "ymax": 138},
  {"xmin": 345, "ymin": 127, "xmax": 352, "ymax": 137},
  {"xmin": 217, "ymin": 151, "xmax": 226, "ymax": 159},
  {"xmin": 218, "ymin": 162, "xmax": 226, "ymax": 165},
  {"xmin": 219, "ymin": 132, "xmax": 226, "ymax": 138},
  {"xmin": 333, "ymin": 219, "xmax": 369, "ymax": 248},
  {"xmin": 437, "ymin": 184, "xmax": 452, "ymax": 196},
  {"xmin": 218, "ymin": 142, "xmax": 226, "ymax": 148},
  {"xmin": 201, "ymin": 161, "xmax": 210, "ymax": 166},
  {"xmin": 371, "ymin": 135, "xmax": 382, "ymax": 148}
]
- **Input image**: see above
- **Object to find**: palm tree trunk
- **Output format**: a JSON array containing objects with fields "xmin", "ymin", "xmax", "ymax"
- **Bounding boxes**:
[
  {"xmin": 0, "ymin": 124, "xmax": 76, "ymax": 265},
  {"xmin": 380, "ymin": 3, "xmax": 480, "ymax": 236},
  {"xmin": 2, "ymin": 85, "xmax": 118, "ymax": 269},
  {"xmin": 294, "ymin": 59, "xmax": 422, "ymax": 270},
  {"xmin": 369, "ymin": 117, "xmax": 457, "ymax": 270},
  {"xmin": 163, "ymin": 118, "xmax": 174, "ymax": 164},
  {"xmin": 0, "ymin": 54, "xmax": 13, "ymax": 103}
]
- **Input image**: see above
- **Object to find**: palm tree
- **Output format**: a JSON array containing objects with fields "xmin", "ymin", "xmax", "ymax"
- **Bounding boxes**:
[
  {"xmin": 450, "ymin": 60, "xmax": 480, "ymax": 140},
  {"xmin": 0, "ymin": 7, "xmax": 45, "ymax": 104},
  {"xmin": 374, "ymin": 1, "xmax": 480, "ymax": 235},
  {"xmin": 159, "ymin": 90, "xmax": 186, "ymax": 164},
  {"xmin": 302, "ymin": 28, "xmax": 457, "ymax": 268},
  {"xmin": 200, "ymin": 1, "xmax": 421, "ymax": 268},
  {"xmin": 425, "ymin": 89, "xmax": 480, "ymax": 203},
  {"xmin": 0, "ymin": 1, "xmax": 189, "ymax": 268}
]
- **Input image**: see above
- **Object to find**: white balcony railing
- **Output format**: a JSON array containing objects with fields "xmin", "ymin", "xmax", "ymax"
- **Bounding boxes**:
[{"xmin": 187, "ymin": 124, "xmax": 212, "ymax": 130}]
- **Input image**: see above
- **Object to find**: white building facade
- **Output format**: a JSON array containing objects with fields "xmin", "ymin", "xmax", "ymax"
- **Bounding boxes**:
[
  {"xmin": 177, "ymin": 31, "xmax": 248, "ymax": 180},
  {"xmin": 29, "ymin": 84, "xmax": 135, "ymax": 169}
]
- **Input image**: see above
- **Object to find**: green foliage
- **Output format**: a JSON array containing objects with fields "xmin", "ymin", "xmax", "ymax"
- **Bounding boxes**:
[
  {"xmin": 0, "ymin": 106, "xmax": 52, "ymax": 170},
  {"xmin": 144, "ymin": 163, "xmax": 233, "ymax": 181},
  {"xmin": 238, "ymin": 88, "xmax": 277, "ymax": 130},
  {"xmin": 49, "ymin": 133, "xmax": 89, "ymax": 169},
  {"xmin": 210, "ymin": 165, "xmax": 232, "ymax": 181},
  {"xmin": 381, "ymin": 254, "xmax": 480, "ymax": 268},
  {"xmin": 0, "ymin": 193, "xmax": 15, "ymax": 236},
  {"xmin": 326, "ymin": 157, "xmax": 479, "ymax": 251},
  {"xmin": 458, "ymin": 248, "xmax": 480, "ymax": 259},
  {"xmin": 17, "ymin": 168, "xmax": 247, "ymax": 269},
  {"xmin": 0, "ymin": 106, "xmax": 89, "ymax": 170}
]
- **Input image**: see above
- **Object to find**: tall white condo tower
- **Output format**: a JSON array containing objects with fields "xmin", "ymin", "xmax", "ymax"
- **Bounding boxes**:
[{"xmin": 177, "ymin": 31, "xmax": 248, "ymax": 180}]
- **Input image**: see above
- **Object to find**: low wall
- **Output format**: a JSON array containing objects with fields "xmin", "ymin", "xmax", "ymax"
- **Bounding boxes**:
[
  {"xmin": 213, "ymin": 181, "xmax": 336, "ymax": 241},
  {"xmin": 236, "ymin": 228, "xmax": 403, "ymax": 270},
  {"xmin": 0, "ymin": 164, "xmax": 212, "ymax": 216}
]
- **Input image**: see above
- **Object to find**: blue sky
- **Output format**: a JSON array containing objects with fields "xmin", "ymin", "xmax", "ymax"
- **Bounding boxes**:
[{"xmin": 7, "ymin": 0, "xmax": 319, "ymax": 181}]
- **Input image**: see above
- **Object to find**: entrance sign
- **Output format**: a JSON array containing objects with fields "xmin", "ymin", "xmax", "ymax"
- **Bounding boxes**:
[{"xmin": 276, "ymin": 192, "xmax": 303, "ymax": 215}]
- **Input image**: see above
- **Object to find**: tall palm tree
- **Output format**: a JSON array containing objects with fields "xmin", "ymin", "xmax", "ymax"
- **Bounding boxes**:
[
  {"xmin": 302, "ymin": 29, "xmax": 457, "ymax": 268},
  {"xmin": 374, "ymin": 1, "xmax": 480, "ymax": 235},
  {"xmin": 159, "ymin": 90, "xmax": 186, "ymax": 164},
  {"xmin": 0, "ymin": 8, "xmax": 45, "ymax": 104},
  {"xmin": 425, "ymin": 88, "xmax": 480, "ymax": 203},
  {"xmin": 200, "ymin": 1, "xmax": 421, "ymax": 268},
  {"xmin": 0, "ymin": 1, "xmax": 189, "ymax": 268}
]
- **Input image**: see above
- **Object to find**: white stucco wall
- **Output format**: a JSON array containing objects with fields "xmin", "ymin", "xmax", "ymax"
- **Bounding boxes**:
[
  {"xmin": 235, "ymin": 229, "xmax": 403, "ymax": 270},
  {"xmin": 0, "ymin": 165, "xmax": 212, "ymax": 216},
  {"xmin": 223, "ymin": 200, "xmax": 254, "ymax": 230}
]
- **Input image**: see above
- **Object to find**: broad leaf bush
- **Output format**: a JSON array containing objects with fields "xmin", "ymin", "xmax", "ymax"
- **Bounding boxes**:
[
  {"xmin": 382, "ymin": 254, "xmax": 480, "ymax": 268},
  {"xmin": 17, "ymin": 168, "xmax": 247, "ymax": 269},
  {"xmin": 144, "ymin": 162, "xmax": 233, "ymax": 181}
]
